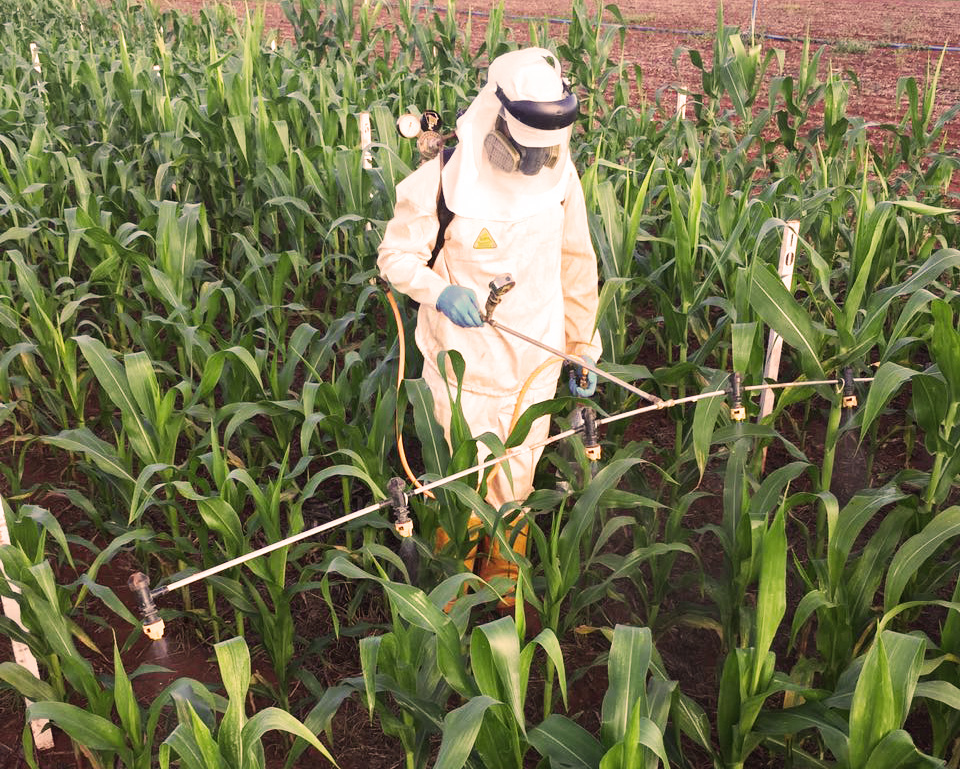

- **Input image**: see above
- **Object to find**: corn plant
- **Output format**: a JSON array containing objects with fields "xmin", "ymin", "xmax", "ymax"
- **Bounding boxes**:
[
  {"xmin": 754, "ymin": 628, "xmax": 948, "ymax": 768},
  {"xmin": 790, "ymin": 486, "xmax": 915, "ymax": 689},
  {"xmin": 158, "ymin": 636, "xmax": 336, "ymax": 769},
  {"xmin": 529, "ymin": 625, "xmax": 674, "ymax": 769}
]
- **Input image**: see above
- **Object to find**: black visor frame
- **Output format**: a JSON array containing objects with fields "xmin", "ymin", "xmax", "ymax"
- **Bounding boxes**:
[{"xmin": 494, "ymin": 83, "xmax": 579, "ymax": 131}]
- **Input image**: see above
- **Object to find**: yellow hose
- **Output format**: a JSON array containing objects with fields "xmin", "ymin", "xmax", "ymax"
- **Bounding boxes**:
[{"xmin": 384, "ymin": 284, "xmax": 437, "ymax": 500}]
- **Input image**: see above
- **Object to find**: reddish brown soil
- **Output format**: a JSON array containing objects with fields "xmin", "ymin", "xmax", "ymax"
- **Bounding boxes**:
[{"xmin": 157, "ymin": 0, "xmax": 960, "ymax": 147}]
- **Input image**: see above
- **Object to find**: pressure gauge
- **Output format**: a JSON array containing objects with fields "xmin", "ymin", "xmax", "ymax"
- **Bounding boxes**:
[{"xmin": 397, "ymin": 113, "xmax": 421, "ymax": 138}]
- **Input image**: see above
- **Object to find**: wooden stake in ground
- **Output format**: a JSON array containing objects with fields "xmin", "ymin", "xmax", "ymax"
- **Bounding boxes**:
[
  {"xmin": 0, "ymin": 498, "xmax": 54, "ymax": 751},
  {"xmin": 758, "ymin": 220, "xmax": 800, "ymax": 467}
]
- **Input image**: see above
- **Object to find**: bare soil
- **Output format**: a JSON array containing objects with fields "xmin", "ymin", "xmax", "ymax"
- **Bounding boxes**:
[{"xmin": 157, "ymin": 0, "xmax": 960, "ymax": 146}]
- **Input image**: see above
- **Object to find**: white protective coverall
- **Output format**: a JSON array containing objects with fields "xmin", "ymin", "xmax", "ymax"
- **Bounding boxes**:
[{"xmin": 377, "ymin": 48, "xmax": 602, "ymax": 581}]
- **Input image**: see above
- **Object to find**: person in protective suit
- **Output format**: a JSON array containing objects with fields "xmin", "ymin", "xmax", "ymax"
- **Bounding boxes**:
[{"xmin": 377, "ymin": 47, "xmax": 601, "ymax": 599}]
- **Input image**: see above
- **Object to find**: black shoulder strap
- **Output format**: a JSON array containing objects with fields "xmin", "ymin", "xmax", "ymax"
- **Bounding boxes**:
[{"xmin": 428, "ymin": 145, "xmax": 457, "ymax": 268}]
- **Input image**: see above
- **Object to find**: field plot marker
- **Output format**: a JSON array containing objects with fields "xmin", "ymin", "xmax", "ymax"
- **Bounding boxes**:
[
  {"xmin": 359, "ymin": 111, "xmax": 374, "ymax": 231},
  {"xmin": 358, "ymin": 111, "xmax": 373, "ymax": 170},
  {"xmin": 758, "ymin": 220, "xmax": 800, "ymax": 469},
  {"xmin": 29, "ymin": 42, "xmax": 41, "ymax": 74},
  {"xmin": 0, "ymin": 498, "xmax": 54, "ymax": 751}
]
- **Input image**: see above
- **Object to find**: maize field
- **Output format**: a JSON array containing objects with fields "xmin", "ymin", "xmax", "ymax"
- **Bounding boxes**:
[{"xmin": 0, "ymin": 0, "xmax": 959, "ymax": 767}]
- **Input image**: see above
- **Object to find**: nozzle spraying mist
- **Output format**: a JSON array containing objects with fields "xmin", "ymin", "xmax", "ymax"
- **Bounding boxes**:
[
  {"xmin": 388, "ymin": 477, "xmax": 419, "ymax": 584},
  {"xmin": 128, "ymin": 571, "xmax": 165, "ymax": 641}
]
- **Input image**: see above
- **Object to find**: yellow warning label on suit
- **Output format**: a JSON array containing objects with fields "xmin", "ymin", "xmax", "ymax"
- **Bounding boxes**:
[{"xmin": 473, "ymin": 228, "xmax": 498, "ymax": 249}]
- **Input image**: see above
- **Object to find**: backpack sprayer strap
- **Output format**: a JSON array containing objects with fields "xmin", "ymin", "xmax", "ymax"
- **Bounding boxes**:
[{"xmin": 429, "ymin": 145, "xmax": 457, "ymax": 268}]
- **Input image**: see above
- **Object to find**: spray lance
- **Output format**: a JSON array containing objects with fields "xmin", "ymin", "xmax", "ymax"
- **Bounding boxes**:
[
  {"xmin": 481, "ymin": 274, "xmax": 631, "ymax": 473},
  {"xmin": 481, "ymin": 274, "xmax": 663, "ymax": 407}
]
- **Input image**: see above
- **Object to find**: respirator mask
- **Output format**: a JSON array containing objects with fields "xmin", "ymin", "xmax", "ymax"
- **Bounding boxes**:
[
  {"xmin": 483, "ymin": 80, "xmax": 579, "ymax": 176},
  {"xmin": 484, "ymin": 113, "xmax": 560, "ymax": 176}
]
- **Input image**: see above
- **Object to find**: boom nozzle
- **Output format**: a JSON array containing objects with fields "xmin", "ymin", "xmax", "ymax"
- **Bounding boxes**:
[
  {"xmin": 128, "ymin": 572, "xmax": 165, "ymax": 641},
  {"xmin": 387, "ymin": 477, "xmax": 413, "ymax": 538},
  {"xmin": 841, "ymin": 367, "xmax": 857, "ymax": 409},
  {"xmin": 728, "ymin": 373, "xmax": 746, "ymax": 421}
]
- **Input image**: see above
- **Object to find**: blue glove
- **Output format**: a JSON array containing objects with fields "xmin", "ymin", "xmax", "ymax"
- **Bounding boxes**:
[
  {"xmin": 436, "ymin": 285, "xmax": 483, "ymax": 328},
  {"xmin": 569, "ymin": 355, "xmax": 598, "ymax": 397}
]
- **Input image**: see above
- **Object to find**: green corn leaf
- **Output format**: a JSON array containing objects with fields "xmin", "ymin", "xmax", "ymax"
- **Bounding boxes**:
[
  {"xmin": 601, "ymin": 624, "xmax": 652, "ymax": 746},
  {"xmin": 75, "ymin": 529, "xmax": 155, "ymax": 609},
  {"xmin": 43, "ymin": 428, "xmax": 133, "ymax": 482},
  {"xmin": 433, "ymin": 695, "xmax": 500, "ymax": 769},
  {"xmin": 405, "ymin": 378, "xmax": 450, "ymax": 477},
  {"xmin": 864, "ymin": 729, "xmax": 939, "ymax": 769},
  {"xmin": 913, "ymin": 680, "xmax": 960, "ymax": 710},
  {"xmin": 692, "ymin": 371, "xmax": 730, "ymax": 481},
  {"xmin": 882, "ymin": 631, "xmax": 926, "ymax": 728},
  {"xmin": 848, "ymin": 632, "xmax": 896, "ymax": 768},
  {"xmin": 358, "ymin": 635, "xmax": 381, "ymax": 719},
  {"xmin": 26, "ymin": 702, "xmax": 127, "ymax": 752},
  {"xmin": 124, "ymin": 351, "xmax": 161, "ymax": 425},
  {"xmin": 753, "ymin": 507, "xmax": 787, "ymax": 691},
  {"xmin": 829, "ymin": 487, "xmax": 908, "ymax": 590},
  {"xmin": 241, "ymin": 707, "xmax": 337, "ymax": 766},
  {"xmin": 557, "ymin": 459, "xmax": 644, "ymax": 594},
  {"xmin": 17, "ymin": 505, "xmax": 74, "ymax": 569},
  {"xmin": 930, "ymin": 299, "xmax": 960, "ymax": 404},
  {"xmin": 528, "ymin": 713, "xmax": 604, "ymax": 769},
  {"xmin": 191, "ymin": 697, "xmax": 228, "ymax": 769},
  {"xmin": 520, "ymin": 627, "xmax": 568, "ymax": 710},
  {"xmin": 471, "ymin": 617, "xmax": 524, "ymax": 732},
  {"xmin": 79, "ymin": 576, "xmax": 141, "ymax": 628},
  {"xmin": 716, "ymin": 648, "xmax": 744, "ymax": 759},
  {"xmin": 113, "ymin": 642, "xmax": 142, "ymax": 750},
  {"xmin": 129, "ymin": 463, "xmax": 173, "ymax": 525},
  {"xmin": 0, "ymin": 662, "xmax": 57, "ymax": 702},
  {"xmin": 885, "ymin": 506, "xmax": 960, "ymax": 612},
  {"xmin": 195, "ymin": 346, "xmax": 265, "ymax": 402},
  {"xmin": 753, "ymin": 701, "xmax": 850, "ymax": 763},
  {"xmin": 601, "ymin": 711, "xmax": 670, "ymax": 769},
  {"xmin": 74, "ymin": 335, "xmax": 156, "ymax": 461},
  {"xmin": 161, "ymin": 724, "xmax": 203, "ymax": 769},
  {"xmin": 326, "ymin": 557, "xmax": 473, "ymax": 696},
  {"xmin": 890, "ymin": 201, "xmax": 957, "ymax": 216},
  {"xmin": 789, "ymin": 589, "xmax": 836, "ymax": 649},
  {"xmin": 197, "ymin": 498, "xmax": 245, "ymax": 559},
  {"xmin": 746, "ymin": 263, "xmax": 824, "ymax": 379},
  {"xmin": 859, "ymin": 363, "xmax": 919, "ymax": 437},
  {"xmin": 215, "ymin": 636, "xmax": 251, "ymax": 769}
]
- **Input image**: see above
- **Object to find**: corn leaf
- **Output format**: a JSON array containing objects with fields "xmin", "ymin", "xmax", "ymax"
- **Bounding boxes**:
[{"xmin": 884, "ymin": 506, "xmax": 960, "ymax": 612}]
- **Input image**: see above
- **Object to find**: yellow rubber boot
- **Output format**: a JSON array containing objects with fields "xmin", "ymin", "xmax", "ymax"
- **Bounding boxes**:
[
  {"xmin": 478, "ymin": 522, "xmax": 528, "ymax": 608},
  {"xmin": 434, "ymin": 514, "xmax": 484, "ymax": 572}
]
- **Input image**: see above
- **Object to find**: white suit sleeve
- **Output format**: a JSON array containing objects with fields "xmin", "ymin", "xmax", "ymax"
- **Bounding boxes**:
[
  {"xmin": 560, "ymin": 170, "xmax": 603, "ymax": 362},
  {"xmin": 377, "ymin": 160, "xmax": 450, "ymax": 306}
]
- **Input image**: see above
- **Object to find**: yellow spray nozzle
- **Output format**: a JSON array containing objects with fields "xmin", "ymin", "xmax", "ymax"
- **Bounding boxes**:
[{"xmin": 128, "ymin": 571, "xmax": 166, "ymax": 641}]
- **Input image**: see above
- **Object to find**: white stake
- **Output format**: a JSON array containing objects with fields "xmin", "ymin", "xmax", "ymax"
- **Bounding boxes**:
[
  {"xmin": 676, "ymin": 91, "xmax": 687, "ymax": 119},
  {"xmin": 358, "ymin": 111, "xmax": 373, "ymax": 170},
  {"xmin": 757, "ymin": 219, "xmax": 800, "ymax": 424},
  {"xmin": 0, "ymin": 498, "xmax": 54, "ymax": 751},
  {"xmin": 29, "ymin": 42, "xmax": 41, "ymax": 74}
]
